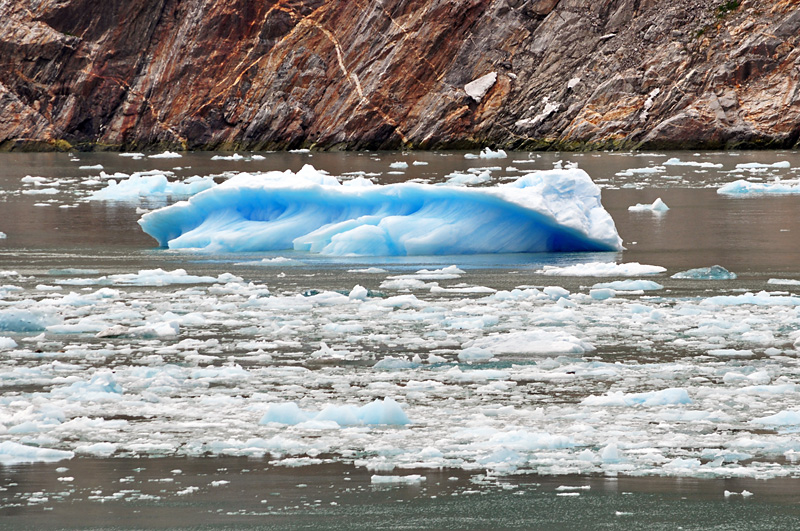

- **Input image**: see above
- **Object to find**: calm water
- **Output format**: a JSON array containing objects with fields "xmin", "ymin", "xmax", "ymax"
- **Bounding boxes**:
[{"xmin": 1, "ymin": 150, "xmax": 800, "ymax": 528}]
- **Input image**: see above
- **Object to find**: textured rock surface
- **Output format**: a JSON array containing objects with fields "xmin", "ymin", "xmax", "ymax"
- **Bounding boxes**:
[{"xmin": 1, "ymin": 0, "xmax": 799, "ymax": 151}]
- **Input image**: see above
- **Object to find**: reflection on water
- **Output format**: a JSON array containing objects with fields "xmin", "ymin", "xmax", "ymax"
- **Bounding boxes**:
[{"xmin": 3, "ymin": 457, "xmax": 800, "ymax": 530}]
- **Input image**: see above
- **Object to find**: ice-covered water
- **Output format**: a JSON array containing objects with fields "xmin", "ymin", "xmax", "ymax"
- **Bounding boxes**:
[{"xmin": 2, "ymin": 150, "xmax": 800, "ymax": 515}]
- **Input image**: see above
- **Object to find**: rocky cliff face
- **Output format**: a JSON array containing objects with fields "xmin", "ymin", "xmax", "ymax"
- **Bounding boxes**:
[{"xmin": 1, "ymin": 0, "xmax": 799, "ymax": 151}]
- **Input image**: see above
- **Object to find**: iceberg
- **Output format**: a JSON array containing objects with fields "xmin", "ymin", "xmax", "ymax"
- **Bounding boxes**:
[{"xmin": 138, "ymin": 165, "xmax": 622, "ymax": 255}]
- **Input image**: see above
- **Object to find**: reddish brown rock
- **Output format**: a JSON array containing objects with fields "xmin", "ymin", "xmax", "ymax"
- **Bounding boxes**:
[{"xmin": 0, "ymin": 0, "xmax": 799, "ymax": 151}]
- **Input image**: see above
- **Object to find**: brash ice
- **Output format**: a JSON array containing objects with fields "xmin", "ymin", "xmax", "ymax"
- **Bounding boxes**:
[{"xmin": 138, "ymin": 165, "xmax": 622, "ymax": 255}]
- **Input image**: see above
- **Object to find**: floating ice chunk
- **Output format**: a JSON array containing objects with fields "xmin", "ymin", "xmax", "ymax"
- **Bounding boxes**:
[
  {"xmin": 768, "ymin": 278, "xmax": 800, "ymax": 286},
  {"xmin": 718, "ymin": 179, "xmax": 800, "ymax": 195},
  {"xmin": 663, "ymin": 457, "xmax": 701, "ymax": 471},
  {"xmin": 0, "ymin": 232, "xmax": 6, "ymax": 239},
  {"xmin": 0, "ymin": 441, "xmax": 74, "ymax": 464},
  {"xmin": 663, "ymin": 158, "xmax": 722, "ymax": 168},
  {"xmin": 89, "ymin": 174, "xmax": 215, "ymax": 202},
  {"xmin": 458, "ymin": 347, "xmax": 494, "ymax": 362},
  {"xmin": 615, "ymin": 166, "xmax": 665, "ymax": 177},
  {"xmin": 590, "ymin": 288, "xmax": 615, "ymax": 300},
  {"xmin": 211, "ymin": 153, "xmax": 246, "ymax": 161},
  {"xmin": 347, "ymin": 267, "xmax": 388, "ymax": 274},
  {"xmin": 537, "ymin": 262, "xmax": 665, "ymax": 277},
  {"xmin": 751, "ymin": 410, "xmax": 800, "ymax": 426},
  {"xmin": 468, "ymin": 330, "xmax": 594, "ymax": 355},
  {"xmin": 139, "ymin": 165, "xmax": 621, "ymax": 255},
  {"xmin": 105, "ymin": 268, "xmax": 236, "ymax": 286},
  {"xmin": 371, "ymin": 474, "xmax": 426, "ymax": 485},
  {"xmin": 671, "ymin": 265, "xmax": 737, "ymax": 280},
  {"xmin": 628, "ymin": 198, "xmax": 669, "ymax": 212},
  {"xmin": 348, "ymin": 285, "xmax": 369, "ymax": 300},
  {"xmin": 464, "ymin": 72, "xmax": 497, "ymax": 102},
  {"xmin": 724, "ymin": 490, "xmax": 754, "ymax": 497},
  {"xmin": 478, "ymin": 147, "xmax": 507, "ymax": 159},
  {"xmin": 708, "ymin": 349, "xmax": 754, "ymax": 357},
  {"xmin": 148, "ymin": 151, "xmax": 183, "ymax": 159},
  {"xmin": 446, "ymin": 171, "xmax": 491, "ymax": 186},
  {"xmin": 373, "ymin": 356, "xmax": 419, "ymax": 369},
  {"xmin": 0, "ymin": 336, "xmax": 17, "ymax": 349},
  {"xmin": 259, "ymin": 398, "xmax": 409, "ymax": 426},
  {"xmin": 75, "ymin": 442, "xmax": 117, "ymax": 457},
  {"xmin": 735, "ymin": 161, "xmax": 790, "ymax": 170},
  {"xmin": 700, "ymin": 291, "xmax": 800, "ymax": 307},
  {"xmin": 600, "ymin": 442, "xmax": 621, "ymax": 463},
  {"xmin": 0, "ymin": 309, "xmax": 57, "ymax": 332},
  {"xmin": 592, "ymin": 280, "xmax": 663, "ymax": 291},
  {"xmin": 389, "ymin": 161, "xmax": 408, "ymax": 169},
  {"xmin": 259, "ymin": 402, "xmax": 310, "ymax": 425},
  {"xmin": 79, "ymin": 164, "xmax": 104, "ymax": 170},
  {"xmin": 582, "ymin": 388, "xmax": 691, "ymax": 407},
  {"xmin": 388, "ymin": 265, "xmax": 464, "ymax": 281}
]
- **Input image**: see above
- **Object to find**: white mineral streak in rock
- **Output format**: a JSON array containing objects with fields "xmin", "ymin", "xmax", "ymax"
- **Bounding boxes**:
[{"xmin": 465, "ymin": 72, "xmax": 497, "ymax": 103}]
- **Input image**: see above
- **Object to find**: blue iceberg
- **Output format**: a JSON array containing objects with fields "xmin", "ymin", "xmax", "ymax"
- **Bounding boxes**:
[{"xmin": 138, "ymin": 165, "xmax": 622, "ymax": 256}]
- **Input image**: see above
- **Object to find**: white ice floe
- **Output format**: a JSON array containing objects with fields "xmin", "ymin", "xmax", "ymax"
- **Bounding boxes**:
[
  {"xmin": 0, "ymin": 441, "xmax": 74, "ymax": 464},
  {"xmin": 371, "ymin": 474, "xmax": 426, "ymax": 485},
  {"xmin": 210, "ymin": 153, "xmax": 246, "ymax": 161},
  {"xmin": 672, "ymin": 266, "xmax": 737, "ymax": 280},
  {"xmin": 259, "ymin": 398, "xmax": 410, "ymax": 427},
  {"xmin": 582, "ymin": 388, "xmax": 691, "ymax": 407},
  {"xmin": 628, "ymin": 198, "xmax": 669, "ymax": 212},
  {"xmin": 718, "ymin": 179, "xmax": 800, "ymax": 195},
  {"xmin": 138, "ymin": 165, "xmax": 621, "ymax": 255},
  {"xmin": 663, "ymin": 158, "xmax": 723, "ymax": 168},
  {"xmin": 467, "ymin": 330, "xmax": 594, "ymax": 355},
  {"xmin": 734, "ymin": 161, "xmax": 790, "ymax": 170},
  {"xmin": 592, "ymin": 280, "xmax": 663, "ymax": 291},
  {"xmin": 536, "ymin": 262, "xmax": 666, "ymax": 277},
  {"xmin": 88, "ymin": 173, "xmax": 215, "ymax": 202},
  {"xmin": 148, "ymin": 151, "xmax": 183, "ymax": 159}
]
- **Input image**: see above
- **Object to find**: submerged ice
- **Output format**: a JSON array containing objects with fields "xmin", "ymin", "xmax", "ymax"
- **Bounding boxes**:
[{"xmin": 138, "ymin": 165, "xmax": 622, "ymax": 255}]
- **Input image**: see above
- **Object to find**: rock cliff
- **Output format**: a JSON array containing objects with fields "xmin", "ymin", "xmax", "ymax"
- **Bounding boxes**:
[{"xmin": 1, "ymin": 0, "xmax": 799, "ymax": 151}]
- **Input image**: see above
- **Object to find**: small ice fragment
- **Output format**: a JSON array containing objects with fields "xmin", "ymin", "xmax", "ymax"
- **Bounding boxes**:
[
  {"xmin": 348, "ymin": 285, "xmax": 369, "ymax": 300},
  {"xmin": 148, "ymin": 151, "xmax": 183, "ymax": 159},
  {"xmin": 457, "ymin": 347, "xmax": 493, "ymax": 362},
  {"xmin": 671, "ymin": 265, "xmax": 737, "ymax": 280},
  {"xmin": 370, "ymin": 474, "xmax": 425, "ymax": 485},
  {"xmin": 628, "ymin": 198, "xmax": 669, "ymax": 212},
  {"xmin": 389, "ymin": 162, "xmax": 408, "ymax": 169}
]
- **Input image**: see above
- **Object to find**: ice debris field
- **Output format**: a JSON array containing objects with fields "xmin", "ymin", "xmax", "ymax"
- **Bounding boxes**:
[
  {"xmin": 2, "ymin": 261, "xmax": 800, "ymax": 479},
  {"xmin": 1, "ymin": 151, "xmax": 800, "ymax": 483}
]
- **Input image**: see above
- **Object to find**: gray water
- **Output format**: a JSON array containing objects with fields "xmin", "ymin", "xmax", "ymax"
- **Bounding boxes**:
[{"xmin": 1, "ymin": 150, "xmax": 800, "ymax": 529}]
